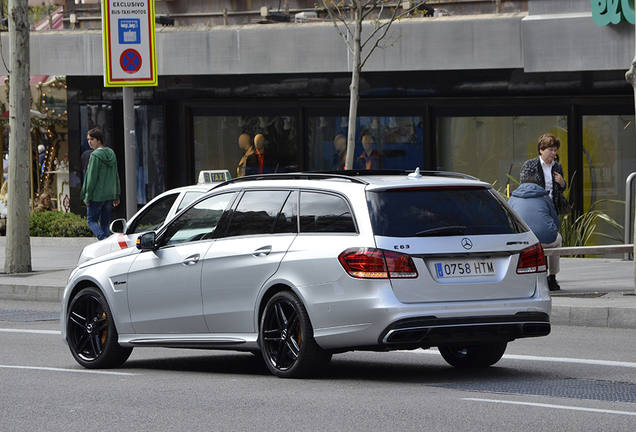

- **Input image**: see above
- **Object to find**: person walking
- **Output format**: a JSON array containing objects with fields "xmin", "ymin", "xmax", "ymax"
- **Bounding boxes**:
[
  {"xmin": 81, "ymin": 128, "xmax": 121, "ymax": 240},
  {"xmin": 508, "ymin": 174, "xmax": 562, "ymax": 291}
]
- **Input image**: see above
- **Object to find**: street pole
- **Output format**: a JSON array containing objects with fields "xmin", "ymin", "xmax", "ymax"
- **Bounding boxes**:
[
  {"xmin": 122, "ymin": 86, "xmax": 137, "ymax": 220},
  {"xmin": 626, "ymin": 24, "xmax": 636, "ymax": 294}
]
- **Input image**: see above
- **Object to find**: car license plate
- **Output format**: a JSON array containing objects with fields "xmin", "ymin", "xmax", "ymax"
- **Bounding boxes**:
[{"xmin": 435, "ymin": 260, "xmax": 496, "ymax": 278}]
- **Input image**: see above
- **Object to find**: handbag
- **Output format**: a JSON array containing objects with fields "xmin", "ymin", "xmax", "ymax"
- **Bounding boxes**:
[{"xmin": 556, "ymin": 190, "xmax": 572, "ymax": 215}]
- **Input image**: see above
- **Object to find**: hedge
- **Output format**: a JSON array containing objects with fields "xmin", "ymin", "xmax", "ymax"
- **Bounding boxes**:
[{"xmin": 29, "ymin": 211, "xmax": 93, "ymax": 237}]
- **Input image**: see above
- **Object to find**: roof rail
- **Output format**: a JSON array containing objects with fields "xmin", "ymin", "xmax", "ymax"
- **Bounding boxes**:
[
  {"xmin": 212, "ymin": 172, "xmax": 369, "ymax": 188},
  {"xmin": 315, "ymin": 169, "xmax": 480, "ymax": 181},
  {"xmin": 211, "ymin": 169, "xmax": 479, "ymax": 190}
]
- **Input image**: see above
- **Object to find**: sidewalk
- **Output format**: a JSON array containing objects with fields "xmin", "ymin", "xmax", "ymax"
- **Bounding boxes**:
[{"xmin": 1, "ymin": 238, "xmax": 635, "ymax": 329}]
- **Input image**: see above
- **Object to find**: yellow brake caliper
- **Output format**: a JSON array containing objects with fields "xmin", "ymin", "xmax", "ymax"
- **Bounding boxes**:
[{"xmin": 101, "ymin": 312, "xmax": 107, "ymax": 346}]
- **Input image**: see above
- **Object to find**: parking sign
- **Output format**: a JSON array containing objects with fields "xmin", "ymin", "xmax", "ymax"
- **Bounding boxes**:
[{"xmin": 102, "ymin": 0, "xmax": 157, "ymax": 87}]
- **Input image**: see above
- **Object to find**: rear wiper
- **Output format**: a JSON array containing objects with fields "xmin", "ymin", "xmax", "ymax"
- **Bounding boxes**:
[{"xmin": 415, "ymin": 226, "xmax": 467, "ymax": 237}]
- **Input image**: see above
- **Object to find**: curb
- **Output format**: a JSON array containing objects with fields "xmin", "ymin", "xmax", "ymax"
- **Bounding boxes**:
[
  {"xmin": 551, "ymin": 291, "xmax": 636, "ymax": 329},
  {"xmin": 0, "ymin": 285, "xmax": 64, "ymax": 303},
  {"xmin": 551, "ymin": 304, "xmax": 636, "ymax": 329}
]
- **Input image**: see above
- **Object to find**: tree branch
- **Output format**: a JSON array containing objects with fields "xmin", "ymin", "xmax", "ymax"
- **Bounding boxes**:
[{"xmin": 320, "ymin": 1, "xmax": 355, "ymax": 54}]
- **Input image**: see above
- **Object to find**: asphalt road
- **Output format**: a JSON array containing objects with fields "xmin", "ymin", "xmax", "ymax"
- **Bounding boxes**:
[{"xmin": 1, "ymin": 300, "xmax": 635, "ymax": 431}]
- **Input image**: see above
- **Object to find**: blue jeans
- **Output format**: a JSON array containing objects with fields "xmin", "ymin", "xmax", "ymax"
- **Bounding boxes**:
[{"xmin": 87, "ymin": 201, "xmax": 114, "ymax": 241}]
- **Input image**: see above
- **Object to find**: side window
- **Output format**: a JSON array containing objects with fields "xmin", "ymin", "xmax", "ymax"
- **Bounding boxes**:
[
  {"xmin": 273, "ymin": 191, "xmax": 298, "ymax": 234},
  {"xmin": 225, "ymin": 191, "xmax": 290, "ymax": 237},
  {"xmin": 299, "ymin": 192, "xmax": 356, "ymax": 233},
  {"xmin": 177, "ymin": 191, "xmax": 205, "ymax": 211},
  {"xmin": 162, "ymin": 193, "xmax": 235, "ymax": 246},
  {"xmin": 128, "ymin": 193, "xmax": 179, "ymax": 234}
]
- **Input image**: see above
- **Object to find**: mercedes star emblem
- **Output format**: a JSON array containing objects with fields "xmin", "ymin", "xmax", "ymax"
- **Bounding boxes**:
[{"xmin": 461, "ymin": 238, "xmax": 473, "ymax": 250}]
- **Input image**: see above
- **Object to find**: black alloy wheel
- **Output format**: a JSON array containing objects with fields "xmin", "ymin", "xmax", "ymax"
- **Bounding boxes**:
[
  {"xmin": 438, "ymin": 342, "xmax": 507, "ymax": 368},
  {"xmin": 260, "ymin": 291, "xmax": 331, "ymax": 378},
  {"xmin": 66, "ymin": 287, "xmax": 132, "ymax": 369}
]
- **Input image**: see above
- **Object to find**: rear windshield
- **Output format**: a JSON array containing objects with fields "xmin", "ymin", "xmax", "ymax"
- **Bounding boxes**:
[{"xmin": 367, "ymin": 187, "xmax": 527, "ymax": 238}]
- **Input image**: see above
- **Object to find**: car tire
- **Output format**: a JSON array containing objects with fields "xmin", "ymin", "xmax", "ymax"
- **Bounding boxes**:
[
  {"xmin": 438, "ymin": 342, "xmax": 507, "ymax": 368},
  {"xmin": 66, "ymin": 287, "xmax": 132, "ymax": 369},
  {"xmin": 260, "ymin": 291, "xmax": 332, "ymax": 378}
]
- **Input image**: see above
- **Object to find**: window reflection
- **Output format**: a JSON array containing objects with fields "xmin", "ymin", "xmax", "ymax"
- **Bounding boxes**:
[
  {"xmin": 307, "ymin": 116, "xmax": 424, "ymax": 171},
  {"xmin": 582, "ymin": 115, "xmax": 635, "ymax": 246},
  {"xmin": 436, "ymin": 116, "xmax": 568, "ymax": 194},
  {"xmin": 194, "ymin": 116, "xmax": 298, "ymax": 180},
  {"xmin": 78, "ymin": 105, "xmax": 112, "ymax": 187},
  {"xmin": 135, "ymin": 105, "xmax": 165, "ymax": 204}
]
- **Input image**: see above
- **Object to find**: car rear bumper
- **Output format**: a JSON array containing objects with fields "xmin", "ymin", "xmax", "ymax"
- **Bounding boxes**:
[{"xmin": 380, "ymin": 312, "xmax": 550, "ymax": 347}]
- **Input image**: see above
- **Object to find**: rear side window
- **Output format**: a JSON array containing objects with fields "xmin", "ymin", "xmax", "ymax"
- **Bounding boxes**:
[
  {"xmin": 225, "ymin": 191, "xmax": 290, "ymax": 237},
  {"xmin": 162, "ymin": 193, "xmax": 235, "ymax": 245},
  {"xmin": 367, "ymin": 187, "xmax": 526, "ymax": 237},
  {"xmin": 299, "ymin": 192, "xmax": 356, "ymax": 233},
  {"xmin": 128, "ymin": 193, "xmax": 178, "ymax": 234},
  {"xmin": 273, "ymin": 191, "xmax": 298, "ymax": 234},
  {"xmin": 177, "ymin": 191, "xmax": 205, "ymax": 211}
]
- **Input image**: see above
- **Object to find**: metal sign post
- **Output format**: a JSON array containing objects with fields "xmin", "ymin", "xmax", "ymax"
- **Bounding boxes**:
[{"xmin": 101, "ymin": 0, "xmax": 158, "ymax": 219}]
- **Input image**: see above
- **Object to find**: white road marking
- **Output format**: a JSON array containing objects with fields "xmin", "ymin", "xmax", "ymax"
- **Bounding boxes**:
[
  {"xmin": 0, "ymin": 365, "xmax": 136, "ymax": 376},
  {"xmin": 0, "ymin": 328, "xmax": 60, "ymax": 335},
  {"xmin": 0, "ymin": 328, "xmax": 135, "ymax": 375},
  {"xmin": 397, "ymin": 349, "xmax": 636, "ymax": 368},
  {"xmin": 502, "ymin": 354, "xmax": 636, "ymax": 369},
  {"xmin": 464, "ymin": 398, "xmax": 636, "ymax": 417}
]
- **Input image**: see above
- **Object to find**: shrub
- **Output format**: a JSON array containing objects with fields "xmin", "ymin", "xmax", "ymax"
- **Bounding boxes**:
[{"xmin": 29, "ymin": 211, "xmax": 93, "ymax": 237}]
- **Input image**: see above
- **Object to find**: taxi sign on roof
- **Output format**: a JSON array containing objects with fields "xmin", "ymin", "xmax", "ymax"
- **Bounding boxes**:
[
  {"xmin": 197, "ymin": 170, "xmax": 232, "ymax": 184},
  {"xmin": 102, "ymin": 0, "xmax": 158, "ymax": 87}
]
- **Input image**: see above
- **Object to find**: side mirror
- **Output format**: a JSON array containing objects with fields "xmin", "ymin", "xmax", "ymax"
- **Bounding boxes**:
[
  {"xmin": 136, "ymin": 231, "xmax": 157, "ymax": 251},
  {"xmin": 110, "ymin": 218, "xmax": 127, "ymax": 234}
]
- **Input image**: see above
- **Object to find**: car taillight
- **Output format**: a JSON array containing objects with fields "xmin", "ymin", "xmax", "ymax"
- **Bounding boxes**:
[
  {"xmin": 338, "ymin": 248, "xmax": 418, "ymax": 279},
  {"xmin": 516, "ymin": 243, "xmax": 546, "ymax": 274}
]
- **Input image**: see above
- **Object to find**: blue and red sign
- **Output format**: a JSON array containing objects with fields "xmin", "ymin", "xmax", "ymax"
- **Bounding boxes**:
[
  {"xmin": 102, "ymin": 0, "xmax": 157, "ymax": 87},
  {"xmin": 120, "ymin": 49, "xmax": 142, "ymax": 74}
]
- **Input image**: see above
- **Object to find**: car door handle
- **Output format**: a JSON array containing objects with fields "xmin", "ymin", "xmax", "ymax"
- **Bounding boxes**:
[
  {"xmin": 253, "ymin": 246, "xmax": 272, "ymax": 257},
  {"xmin": 182, "ymin": 254, "xmax": 200, "ymax": 266}
]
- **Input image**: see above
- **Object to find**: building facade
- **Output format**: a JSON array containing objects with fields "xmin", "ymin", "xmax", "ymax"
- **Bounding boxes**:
[{"xmin": 2, "ymin": 0, "xmax": 635, "ymax": 244}]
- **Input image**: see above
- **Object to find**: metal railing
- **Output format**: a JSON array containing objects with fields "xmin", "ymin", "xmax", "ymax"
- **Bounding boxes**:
[{"xmin": 624, "ymin": 172, "xmax": 636, "ymax": 260}]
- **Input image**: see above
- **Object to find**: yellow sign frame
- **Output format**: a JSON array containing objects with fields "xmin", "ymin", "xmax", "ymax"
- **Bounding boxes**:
[{"xmin": 102, "ymin": 0, "xmax": 158, "ymax": 87}]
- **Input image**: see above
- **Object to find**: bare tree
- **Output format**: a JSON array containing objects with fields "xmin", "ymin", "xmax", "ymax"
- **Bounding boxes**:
[
  {"xmin": 4, "ymin": 0, "xmax": 31, "ymax": 273},
  {"xmin": 319, "ymin": 0, "xmax": 425, "ymax": 169}
]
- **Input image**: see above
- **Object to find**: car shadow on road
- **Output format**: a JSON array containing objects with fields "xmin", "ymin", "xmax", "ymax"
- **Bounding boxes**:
[{"xmin": 118, "ymin": 349, "xmax": 560, "ymax": 384}]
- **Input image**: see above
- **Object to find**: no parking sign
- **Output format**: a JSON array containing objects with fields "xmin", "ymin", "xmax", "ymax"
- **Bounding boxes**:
[{"xmin": 102, "ymin": 0, "xmax": 157, "ymax": 87}]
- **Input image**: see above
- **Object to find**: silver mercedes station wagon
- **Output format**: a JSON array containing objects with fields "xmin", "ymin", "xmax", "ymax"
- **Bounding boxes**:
[{"xmin": 62, "ymin": 170, "xmax": 551, "ymax": 378}]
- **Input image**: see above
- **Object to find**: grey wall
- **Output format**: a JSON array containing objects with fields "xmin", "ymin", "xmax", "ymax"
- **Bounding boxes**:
[
  {"xmin": 522, "ymin": 13, "xmax": 634, "ymax": 72},
  {"xmin": 3, "ymin": 5, "xmax": 633, "ymax": 78}
]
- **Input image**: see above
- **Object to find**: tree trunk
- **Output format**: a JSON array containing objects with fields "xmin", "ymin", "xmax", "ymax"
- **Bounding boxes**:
[
  {"xmin": 4, "ymin": 0, "xmax": 31, "ymax": 274},
  {"xmin": 345, "ymin": 0, "xmax": 362, "ymax": 170}
]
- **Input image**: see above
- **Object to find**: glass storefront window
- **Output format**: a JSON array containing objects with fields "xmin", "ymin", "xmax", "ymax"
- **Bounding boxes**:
[
  {"xmin": 135, "ymin": 105, "xmax": 165, "ymax": 204},
  {"xmin": 78, "ymin": 105, "xmax": 113, "ymax": 188},
  {"xmin": 307, "ymin": 116, "xmax": 424, "ymax": 171},
  {"xmin": 78, "ymin": 104, "xmax": 165, "ymax": 206},
  {"xmin": 582, "ymin": 115, "xmax": 635, "ymax": 243},
  {"xmin": 193, "ymin": 116, "xmax": 298, "ymax": 179},
  {"xmin": 436, "ymin": 116, "xmax": 568, "ymax": 196}
]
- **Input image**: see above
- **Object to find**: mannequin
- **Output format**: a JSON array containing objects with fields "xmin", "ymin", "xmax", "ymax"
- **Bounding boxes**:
[
  {"xmin": 237, "ymin": 134, "xmax": 257, "ymax": 177},
  {"xmin": 355, "ymin": 135, "xmax": 379, "ymax": 170}
]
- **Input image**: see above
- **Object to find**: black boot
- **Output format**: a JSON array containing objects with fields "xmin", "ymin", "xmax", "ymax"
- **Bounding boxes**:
[{"xmin": 548, "ymin": 275, "xmax": 560, "ymax": 291}]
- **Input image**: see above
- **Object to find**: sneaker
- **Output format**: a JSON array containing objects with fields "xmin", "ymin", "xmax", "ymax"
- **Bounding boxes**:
[{"xmin": 547, "ymin": 275, "xmax": 560, "ymax": 291}]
